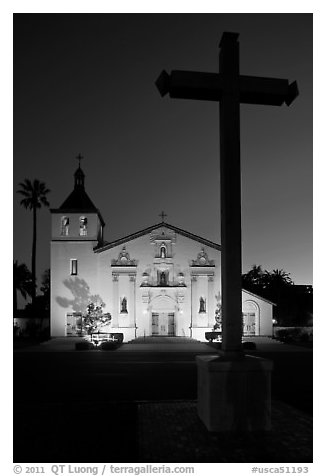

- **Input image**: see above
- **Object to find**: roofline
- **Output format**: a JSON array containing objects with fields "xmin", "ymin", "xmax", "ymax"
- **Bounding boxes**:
[
  {"xmin": 242, "ymin": 288, "xmax": 276, "ymax": 306},
  {"xmin": 94, "ymin": 221, "xmax": 221, "ymax": 253},
  {"xmin": 50, "ymin": 208, "xmax": 105, "ymax": 227}
]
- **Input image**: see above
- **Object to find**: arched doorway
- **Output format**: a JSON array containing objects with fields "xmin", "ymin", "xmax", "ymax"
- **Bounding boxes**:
[
  {"xmin": 243, "ymin": 300, "xmax": 260, "ymax": 336},
  {"xmin": 150, "ymin": 294, "xmax": 176, "ymax": 336}
]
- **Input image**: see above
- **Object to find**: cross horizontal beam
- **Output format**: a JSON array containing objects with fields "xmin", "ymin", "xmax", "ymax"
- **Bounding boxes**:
[
  {"xmin": 156, "ymin": 70, "xmax": 298, "ymax": 106},
  {"xmin": 155, "ymin": 31, "xmax": 298, "ymax": 358}
]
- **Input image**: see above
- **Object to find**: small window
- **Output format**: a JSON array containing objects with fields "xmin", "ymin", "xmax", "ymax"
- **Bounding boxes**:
[
  {"xmin": 79, "ymin": 216, "xmax": 88, "ymax": 236},
  {"xmin": 70, "ymin": 259, "xmax": 78, "ymax": 275},
  {"xmin": 61, "ymin": 216, "xmax": 69, "ymax": 236}
]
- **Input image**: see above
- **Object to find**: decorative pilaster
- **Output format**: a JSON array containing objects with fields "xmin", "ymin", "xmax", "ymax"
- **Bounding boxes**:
[
  {"xmin": 129, "ymin": 275, "xmax": 136, "ymax": 328},
  {"xmin": 191, "ymin": 276, "xmax": 198, "ymax": 328},
  {"xmin": 141, "ymin": 291, "xmax": 151, "ymax": 336},
  {"xmin": 208, "ymin": 276, "xmax": 215, "ymax": 327},
  {"xmin": 112, "ymin": 273, "xmax": 119, "ymax": 327}
]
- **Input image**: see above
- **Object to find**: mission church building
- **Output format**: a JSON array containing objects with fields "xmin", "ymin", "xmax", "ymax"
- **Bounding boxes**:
[{"xmin": 50, "ymin": 164, "xmax": 273, "ymax": 341}]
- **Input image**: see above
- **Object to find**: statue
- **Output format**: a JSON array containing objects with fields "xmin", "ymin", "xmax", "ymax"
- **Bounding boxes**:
[
  {"xmin": 160, "ymin": 272, "xmax": 167, "ymax": 286},
  {"xmin": 199, "ymin": 297, "xmax": 206, "ymax": 313},
  {"xmin": 121, "ymin": 297, "xmax": 128, "ymax": 313}
]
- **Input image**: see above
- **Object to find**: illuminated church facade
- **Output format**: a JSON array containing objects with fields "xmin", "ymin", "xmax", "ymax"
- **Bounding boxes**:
[{"xmin": 50, "ymin": 166, "xmax": 273, "ymax": 341}]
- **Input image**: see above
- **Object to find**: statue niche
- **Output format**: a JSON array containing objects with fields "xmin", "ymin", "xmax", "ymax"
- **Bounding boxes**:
[
  {"xmin": 160, "ymin": 244, "xmax": 167, "ymax": 259},
  {"xmin": 159, "ymin": 271, "xmax": 168, "ymax": 286}
]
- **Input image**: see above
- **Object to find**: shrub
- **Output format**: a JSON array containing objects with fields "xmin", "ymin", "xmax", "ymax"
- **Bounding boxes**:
[
  {"xmin": 243, "ymin": 341, "xmax": 256, "ymax": 350},
  {"xmin": 288, "ymin": 328, "xmax": 302, "ymax": 340},
  {"xmin": 300, "ymin": 333, "xmax": 309, "ymax": 343},
  {"xmin": 25, "ymin": 320, "xmax": 41, "ymax": 337},
  {"xmin": 100, "ymin": 341, "xmax": 119, "ymax": 350},
  {"xmin": 75, "ymin": 341, "xmax": 92, "ymax": 350},
  {"xmin": 274, "ymin": 327, "xmax": 310, "ymax": 343},
  {"xmin": 40, "ymin": 327, "xmax": 50, "ymax": 341},
  {"xmin": 274, "ymin": 329, "xmax": 287, "ymax": 341},
  {"xmin": 300, "ymin": 332, "xmax": 313, "ymax": 343}
]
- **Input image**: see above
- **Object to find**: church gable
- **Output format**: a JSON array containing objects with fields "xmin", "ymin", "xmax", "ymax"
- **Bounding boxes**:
[
  {"xmin": 94, "ymin": 222, "xmax": 221, "ymax": 253},
  {"xmin": 95, "ymin": 224, "xmax": 219, "ymax": 283}
]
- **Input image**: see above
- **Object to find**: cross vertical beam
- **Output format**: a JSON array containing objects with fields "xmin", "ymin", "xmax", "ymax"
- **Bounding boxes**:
[
  {"xmin": 219, "ymin": 33, "xmax": 243, "ymax": 356},
  {"xmin": 155, "ymin": 32, "xmax": 298, "ymax": 360},
  {"xmin": 76, "ymin": 153, "xmax": 83, "ymax": 168},
  {"xmin": 159, "ymin": 211, "xmax": 167, "ymax": 222}
]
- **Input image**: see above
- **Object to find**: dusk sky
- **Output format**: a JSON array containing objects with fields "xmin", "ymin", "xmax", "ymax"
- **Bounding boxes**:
[{"xmin": 13, "ymin": 13, "xmax": 312, "ymax": 300}]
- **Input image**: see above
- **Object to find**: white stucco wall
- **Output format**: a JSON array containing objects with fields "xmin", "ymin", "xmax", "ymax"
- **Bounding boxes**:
[{"xmin": 50, "ymin": 240, "xmax": 100, "ymax": 335}]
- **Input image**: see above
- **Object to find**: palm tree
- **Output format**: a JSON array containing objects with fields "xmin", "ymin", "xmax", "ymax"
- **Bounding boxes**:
[
  {"xmin": 242, "ymin": 264, "xmax": 265, "ymax": 293},
  {"xmin": 264, "ymin": 268, "xmax": 293, "ymax": 286},
  {"xmin": 17, "ymin": 179, "xmax": 50, "ymax": 305},
  {"xmin": 13, "ymin": 260, "xmax": 34, "ymax": 316},
  {"xmin": 263, "ymin": 268, "xmax": 293, "ymax": 303}
]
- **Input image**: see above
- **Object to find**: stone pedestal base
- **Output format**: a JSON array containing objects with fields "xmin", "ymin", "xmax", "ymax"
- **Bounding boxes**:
[{"xmin": 196, "ymin": 354, "xmax": 273, "ymax": 432}]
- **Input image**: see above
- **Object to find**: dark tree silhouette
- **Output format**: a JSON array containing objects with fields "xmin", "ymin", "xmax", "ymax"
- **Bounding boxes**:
[
  {"xmin": 263, "ymin": 268, "xmax": 293, "ymax": 302},
  {"xmin": 242, "ymin": 264, "xmax": 265, "ymax": 294},
  {"xmin": 17, "ymin": 179, "xmax": 50, "ymax": 305},
  {"xmin": 242, "ymin": 265, "xmax": 293, "ymax": 296},
  {"xmin": 25, "ymin": 268, "xmax": 51, "ymax": 317},
  {"xmin": 263, "ymin": 268, "xmax": 293, "ymax": 287},
  {"xmin": 13, "ymin": 260, "xmax": 33, "ymax": 317},
  {"xmin": 40, "ymin": 268, "xmax": 50, "ymax": 300},
  {"xmin": 242, "ymin": 265, "xmax": 299, "ymax": 324},
  {"xmin": 263, "ymin": 269, "xmax": 294, "ymax": 324}
]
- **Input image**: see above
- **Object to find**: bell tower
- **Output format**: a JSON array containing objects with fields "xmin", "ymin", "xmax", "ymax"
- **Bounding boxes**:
[
  {"xmin": 50, "ymin": 156, "xmax": 105, "ymax": 336},
  {"xmin": 50, "ymin": 156, "xmax": 105, "ymax": 243}
]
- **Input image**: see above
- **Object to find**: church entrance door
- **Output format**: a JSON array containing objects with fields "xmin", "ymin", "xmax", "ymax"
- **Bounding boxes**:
[{"xmin": 152, "ymin": 312, "xmax": 175, "ymax": 336}]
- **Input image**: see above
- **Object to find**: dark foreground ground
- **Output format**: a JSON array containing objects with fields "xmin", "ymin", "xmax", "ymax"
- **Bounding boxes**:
[{"xmin": 13, "ymin": 341, "xmax": 312, "ymax": 463}]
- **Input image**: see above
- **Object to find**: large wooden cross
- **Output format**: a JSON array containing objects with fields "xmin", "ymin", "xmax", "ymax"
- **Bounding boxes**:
[{"xmin": 156, "ymin": 32, "xmax": 298, "ymax": 358}]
